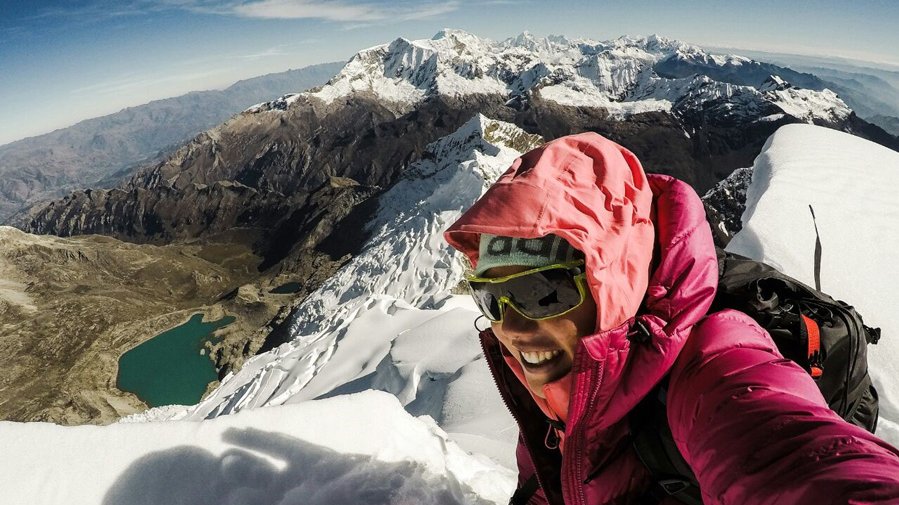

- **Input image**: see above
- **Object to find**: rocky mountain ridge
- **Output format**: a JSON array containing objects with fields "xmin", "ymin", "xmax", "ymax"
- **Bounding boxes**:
[{"xmin": 0, "ymin": 62, "xmax": 343, "ymax": 222}]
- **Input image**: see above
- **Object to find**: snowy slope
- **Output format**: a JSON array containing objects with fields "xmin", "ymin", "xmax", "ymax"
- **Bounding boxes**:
[
  {"xmin": 728, "ymin": 123, "xmax": 899, "ymax": 446},
  {"xmin": 2, "ymin": 390, "xmax": 514, "ymax": 505},
  {"xmin": 297, "ymin": 30, "xmax": 849, "ymax": 124}
]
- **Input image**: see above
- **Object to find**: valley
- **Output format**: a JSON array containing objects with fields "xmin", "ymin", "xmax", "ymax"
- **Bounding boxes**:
[{"xmin": 0, "ymin": 226, "xmax": 344, "ymax": 424}]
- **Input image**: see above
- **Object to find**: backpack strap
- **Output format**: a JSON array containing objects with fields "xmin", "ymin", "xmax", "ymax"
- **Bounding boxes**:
[
  {"xmin": 631, "ymin": 381, "xmax": 703, "ymax": 505},
  {"xmin": 509, "ymin": 475, "xmax": 540, "ymax": 505},
  {"xmin": 809, "ymin": 204, "xmax": 822, "ymax": 291}
]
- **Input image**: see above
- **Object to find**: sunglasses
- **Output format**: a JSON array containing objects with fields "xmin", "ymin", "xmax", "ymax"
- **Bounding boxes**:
[{"xmin": 466, "ymin": 261, "xmax": 588, "ymax": 323}]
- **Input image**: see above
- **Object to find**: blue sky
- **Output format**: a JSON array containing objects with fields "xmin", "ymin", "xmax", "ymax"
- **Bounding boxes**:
[{"xmin": 2, "ymin": 0, "xmax": 898, "ymax": 146}]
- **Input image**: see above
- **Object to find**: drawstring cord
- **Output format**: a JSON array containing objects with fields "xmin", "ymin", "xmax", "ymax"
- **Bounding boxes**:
[
  {"xmin": 473, "ymin": 315, "xmax": 489, "ymax": 332},
  {"xmin": 544, "ymin": 422, "xmax": 561, "ymax": 450}
]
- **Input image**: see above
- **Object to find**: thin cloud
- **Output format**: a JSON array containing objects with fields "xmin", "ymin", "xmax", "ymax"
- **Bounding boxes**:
[
  {"xmin": 24, "ymin": 1, "xmax": 230, "ymax": 24},
  {"xmin": 18, "ymin": 1, "xmax": 458, "ymax": 27},
  {"xmin": 231, "ymin": 0, "xmax": 459, "ymax": 22},
  {"xmin": 238, "ymin": 46, "xmax": 290, "ymax": 60},
  {"xmin": 233, "ymin": 0, "xmax": 381, "ymax": 21},
  {"xmin": 396, "ymin": 2, "xmax": 459, "ymax": 21},
  {"xmin": 70, "ymin": 69, "xmax": 228, "ymax": 96}
]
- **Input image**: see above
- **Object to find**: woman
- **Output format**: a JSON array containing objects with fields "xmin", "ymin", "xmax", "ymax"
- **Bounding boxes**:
[{"xmin": 444, "ymin": 132, "xmax": 899, "ymax": 504}]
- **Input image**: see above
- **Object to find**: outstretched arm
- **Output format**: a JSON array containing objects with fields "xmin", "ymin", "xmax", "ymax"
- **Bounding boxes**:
[{"xmin": 668, "ymin": 309, "xmax": 899, "ymax": 505}]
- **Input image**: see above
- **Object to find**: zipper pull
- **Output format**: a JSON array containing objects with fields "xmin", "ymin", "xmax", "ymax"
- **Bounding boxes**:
[{"xmin": 544, "ymin": 421, "xmax": 561, "ymax": 450}]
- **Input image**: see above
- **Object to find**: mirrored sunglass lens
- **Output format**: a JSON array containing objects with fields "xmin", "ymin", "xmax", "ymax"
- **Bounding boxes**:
[
  {"xmin": 505, "ymin": 269, "xmax": 582, "ymax": 319},
  {"xmin": 469, "ymin": 283, "xmax": 503, "ymax": 321}
]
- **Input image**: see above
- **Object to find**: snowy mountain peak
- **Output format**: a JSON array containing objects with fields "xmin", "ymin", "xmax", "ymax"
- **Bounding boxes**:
[
  {"xmin": 431, "ymin": 27, "xmax": 490, "ymax": 48},
  {"xmin": 305, "ymin": 29, "xmax": 851, "ymax": 126},
  {"xmin": 760, "ymin": 74, "xmax": 792, "ymax": 92},
  {"xmin": 503, "ymin": 31, "xmax": 565, "ymax": 53},
  {"xmin": 423, "ymin": 114, "xmax": 542, "ymax": 180},
  {"xmin": 614, "ymin": 33, "xmax": 690, "ymax": 54}
]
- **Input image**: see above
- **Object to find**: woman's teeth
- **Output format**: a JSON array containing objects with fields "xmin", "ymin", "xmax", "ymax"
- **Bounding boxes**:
[{"xmin": 521, "ymin": 350, "xmax": 561, "ymax": 365}]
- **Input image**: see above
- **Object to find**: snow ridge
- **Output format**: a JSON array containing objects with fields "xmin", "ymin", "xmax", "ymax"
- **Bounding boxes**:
[
  {"xmin": 163, "ymin": 117, "xmax": 541, "ymax": 434},
  {"xmin": 726, "ymin": 124, "xmax": 899, "ymax": 446}
]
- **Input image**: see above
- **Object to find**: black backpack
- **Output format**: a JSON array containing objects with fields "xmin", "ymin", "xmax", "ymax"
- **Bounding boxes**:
[{"xmin": 631, "ymin": 247, "xmax": 882, "ymax": 505}]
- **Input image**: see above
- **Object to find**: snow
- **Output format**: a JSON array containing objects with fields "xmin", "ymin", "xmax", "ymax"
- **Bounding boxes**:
[
  {"xmin": 708, "ymin": 53, "xmax": 751, "ymax": 66},
  {"xmin": 4, "ymin": 120, "xmax": 898, "ymax": 503},
  {"xmin": 756, "ymin": 113, "xmax": 786, "ymax": 122},
  {"xmin": 767, "ymin": 87, "xmax": 851, "ymax": 124},
  {"xmin": 304, "ymin": 30, "xmax": 848, "ymax": 125},
  {"xmin": 2, "ymin": 390, "xmax": 514, "ymax": 505},
  {"xmin": 728, "ymin": 123, "xmax": 899, "ymax": 446},
  {"xmin": 244, "ymin": 93, "xmax": 303, "ymax": 113}
]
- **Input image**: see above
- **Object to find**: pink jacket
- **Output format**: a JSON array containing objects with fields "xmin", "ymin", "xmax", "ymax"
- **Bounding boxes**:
[{"xmin": 445, "ymin": 133, "xmax": 899, "ymax": 504}]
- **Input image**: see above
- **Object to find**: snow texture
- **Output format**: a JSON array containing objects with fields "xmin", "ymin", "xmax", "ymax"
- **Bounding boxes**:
[{"xmin": 2, "ymin": 391, "xmax": 514, "ymax": 505}]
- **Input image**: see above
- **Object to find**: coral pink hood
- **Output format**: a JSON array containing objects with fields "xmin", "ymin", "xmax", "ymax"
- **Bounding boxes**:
[
  {"xmin": 445, "ymin": 132, "xmax": 655, "ymax": 331},
  {"xmin": 445, "ymin": 132, "xmax": 721, "ymax": 504},
  {"xmin": 445, "ymin": 132, "xmax": 720, "ymax": 429}
]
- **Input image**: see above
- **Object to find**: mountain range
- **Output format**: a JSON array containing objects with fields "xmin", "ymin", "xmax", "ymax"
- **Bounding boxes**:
[
  {"xmin": 4, "ymin": 29, "xmax": 899, "ymax": 424},
  {"xmin": 707, "ymin": 47, "xmax": 899, "ymax": 136},
  {"xmin": 18, "ymin": 31, "xmax": 898, "ymax": 245}
]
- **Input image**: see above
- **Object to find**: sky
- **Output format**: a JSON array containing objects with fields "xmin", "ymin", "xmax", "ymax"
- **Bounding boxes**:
[{"xmin": 1, "ymin": 0, "xmax": 898, "ymax": 146}]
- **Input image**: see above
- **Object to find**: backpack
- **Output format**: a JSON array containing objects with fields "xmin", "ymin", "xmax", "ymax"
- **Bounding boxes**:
[{"xmin": 630, "ymin": 247, "xmax": 882, "ymax": 505}]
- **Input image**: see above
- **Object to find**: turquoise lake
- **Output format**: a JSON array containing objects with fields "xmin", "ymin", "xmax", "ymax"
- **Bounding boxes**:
[{"xmin": 117, "ymin": 313, "xmax": 235, "ymax": 407}]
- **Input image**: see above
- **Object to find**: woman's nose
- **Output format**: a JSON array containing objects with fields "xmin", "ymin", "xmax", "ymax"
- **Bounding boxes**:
[{"xmin": 501, "ymin": 305, "xmax": 537, "ymax": 337}]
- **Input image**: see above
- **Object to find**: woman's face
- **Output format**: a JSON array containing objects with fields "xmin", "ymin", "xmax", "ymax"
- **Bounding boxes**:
[{"xmin": 487, "ymin": 265, "xmax": 597, "ymax": 397}]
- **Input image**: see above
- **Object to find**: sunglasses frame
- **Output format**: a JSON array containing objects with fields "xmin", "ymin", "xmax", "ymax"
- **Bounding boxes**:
[{"xmin": 466, "ymin": 260, "xmax": 589, "ymax": 323}]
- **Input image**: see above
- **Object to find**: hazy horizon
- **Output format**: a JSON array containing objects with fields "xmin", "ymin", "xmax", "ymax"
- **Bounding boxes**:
[{"xmin": 3, "ymin": 0, "xmax": 898, "ymax": 146}]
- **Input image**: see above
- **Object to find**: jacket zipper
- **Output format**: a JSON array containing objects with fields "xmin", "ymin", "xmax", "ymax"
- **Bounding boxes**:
[
  {"xmin": 568, "ymin": 359, "xmax": 603, "ymax": 505},
  {"xmin": 478, "ymin": 330, "xmax": 555, "ymax": 503}
]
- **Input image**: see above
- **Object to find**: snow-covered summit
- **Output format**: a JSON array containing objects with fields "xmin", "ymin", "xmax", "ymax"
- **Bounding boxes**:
[
  {"xmin": 7, "ymin": 123, "xmax": 899, "ymax": 505},
  {"xmin": 300, "ymin": 29, "xmax": 850, "ymax": 125}
]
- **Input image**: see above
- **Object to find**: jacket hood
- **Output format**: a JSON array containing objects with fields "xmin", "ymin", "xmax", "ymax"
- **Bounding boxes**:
[
  {"xmin": 444, "ymin": 132, "xmax": 655, "ymax": 330},
  {"xmin": 580, "ymin": 173, "xmax": 718, "ymax": 426}
]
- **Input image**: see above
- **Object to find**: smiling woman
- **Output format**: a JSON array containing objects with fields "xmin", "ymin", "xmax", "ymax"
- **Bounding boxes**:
[{"xmin": 444, "ymin": 131, "xmax": 899, "ymax": 504}]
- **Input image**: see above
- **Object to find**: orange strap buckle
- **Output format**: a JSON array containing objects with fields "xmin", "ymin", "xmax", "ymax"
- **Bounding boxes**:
[{"xmin": 801, "ymin": 314, "xmax": 824, "ymax": 378}]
